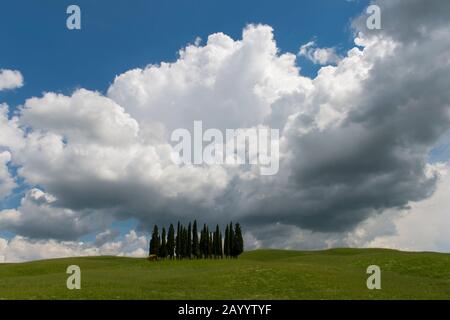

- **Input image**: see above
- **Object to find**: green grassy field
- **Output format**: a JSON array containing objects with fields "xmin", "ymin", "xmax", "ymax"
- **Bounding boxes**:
[{"xmin": 0, "ymin": 248, "xmax": 449, "ymax": 299}]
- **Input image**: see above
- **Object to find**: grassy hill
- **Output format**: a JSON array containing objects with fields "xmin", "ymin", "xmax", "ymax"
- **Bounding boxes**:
[{"xmin": 1, "ymin": 248, "xmax": 449, "ymax": 299}]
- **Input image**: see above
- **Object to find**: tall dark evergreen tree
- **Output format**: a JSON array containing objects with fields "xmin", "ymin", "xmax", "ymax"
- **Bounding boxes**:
[
  {"xmin": 158, "ymin": 234, "xmax": 161, "ymax": 257},
  {"xmin": 219, "ymin": 231, "xmax": 223, "ymax": 258},
  {"xmin": 184, "ymin": 226, "xmax": 189, "ymax": 258},
  {"xmin": 229, "ymin": 222, "xmax": 235, "ymax": 257},
  {"xmin": 192, "ymin": 220, "xmax": 199, "ymax": 258},
  {"xmin": 214, "ymin": 225, "xmax": 220, "ymax": 258},
  {"xmin": 187, "ymin": 222, "xmax": 192, "ymax": 258},
  {"xmin": 183, "ymin": 226, "xmax": 188, "ymax": 258},
  {"xmin": 175, "ymin": 222, "xmax": 181, "ymax": 259},
  {"xmin": 200, "ymin": 224, "xmax": 207, "ymax": 258},
  {"xmin": 167, "ymin": 224, "xmax": 175, "ymax": 259},
  {"xmin": 205, "ymin": 227, "xmax": 209, "ymax": 258},
  {"xmin": 149, "ymin": 225, "xmax": 160, "ymax": 256},
  {"xmin": 159, "ymin": 227, "xmax": 167, "ymax": 258},
  {"xmin": 199, "ymin": 227, "xmax": 204, "ymax": 258},
  {"xmin": 204, "ymin": 225, "xmax": 209, "ymax": 258},
  {"xmin": 233, "ymin": 223, "xmax": 244, "ymax": 257},
  {"xmin": 224, "ymin": 224, "xmax": 229, "ymax": 257},
  {"xmin": 179, "ymin": 225, "xmax": 185, "ymax": 258},
  {"xmin": 212, "ymin": 229, "xmax": 217, "ymax": 258},
  {"xmin": 208, "ymin": 231, "xmax": 213, "ymax": 258}
]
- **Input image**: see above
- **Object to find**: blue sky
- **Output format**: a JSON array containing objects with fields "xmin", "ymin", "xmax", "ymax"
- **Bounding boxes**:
[{"xmin": 0, "ymin": 0, "xmax": 369, "ymax": 110}]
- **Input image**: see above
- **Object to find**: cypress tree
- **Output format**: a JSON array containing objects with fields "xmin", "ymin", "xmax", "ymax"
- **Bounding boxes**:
[
  {"xmin": 229, "ymin": 222, "xmax": 235, "ymax": 257},
  {"xmin": 219, "ymin": 231, "xmax": 223, "ymax": 258},
  {"xmin": 203, "ymin": 226, "xmax": 207, "ymax": 258},
  {"xmin": 183, "ymin": 226, "xmax": 188, "ymax": 259},
  {"xmin": 233, "ymin": 223, "xmax": 244, "ymax": 257},
  {"xmin": 203, "ymin": 225, "xmax": 208, "ymax": 258},
  {"xmin": 214, "ymin": 225, "xmax": 220, "ymax": 258},
  {"xmin": 155, "ymin": 225, "xmax": 160, "ymax": 255},
  {"xmin": 158, "ymin": 234, "xmax": 161, "ymax": 256},
  {"xmin": 208, "ymin": 231, "xmax": 213, "ymax": 258},
  {"xmin": 167, "ymin": 224, "xmax": 175, "ymax": 259},
  {"xmin": 159, "ymin": 227, "xmax": 167, "ymax": 258},
  {"xmin": 178, "ymin": 225, "xmax": 182, "ymax": 258},
  {"xmin": 212, "ymin": 229, "xmax": 217, "ymax": 258},
  {"xmin": 150, "ymin": 237, "xmax": 153, "ymax": 256},
  {"xmin": 175, "ymin": 222, "xmax": 180, "ymax": 259},
  {"xmin": 187, "ymin": 222, "xmax": 192, "ymax": 259},
  {"xmin": 192, "ymin": 220, "xmax": 199, "ymax": 258},
  {"xmin": 205, "ymin": 227, "xmax": 209, "ymax": 258},
  {"xmin": 224, "ymin": 224, "xmax": 229, "ymax": 258},
  {"xmin": 199, "ymin": 227, "xmax": 204, "ymax": 258},
  {"xmin": 201, "ymin": 224, "xmax": 208, "ymax": 258},
  {"xmin": 149, "ymin": 225, "xmax": 160, "ymax": 255},
  {"xmin": 179, "ymin": 226, "xmax": 185, "ymax": 259},
  {"xmin": 184, "ymin": 226, "xmax": 189, "ymax": 258}
]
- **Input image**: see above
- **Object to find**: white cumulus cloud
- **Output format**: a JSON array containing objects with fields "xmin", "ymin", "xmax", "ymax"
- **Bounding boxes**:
[
  {"xmin": 298, "ymin": 41, "xmax": 341, "ymax": 65},
  {"xmin": 0, "ymin": 150, "xmax": 16, "ymax": 199},
  {"xmin": 0, "ymin": 69, "xmax": 23, "ymax": 91}
]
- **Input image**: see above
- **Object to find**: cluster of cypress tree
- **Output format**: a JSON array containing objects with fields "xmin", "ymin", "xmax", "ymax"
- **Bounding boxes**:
[{"xmin": 149, "ymin": 220, "xmax": 243, "ymax": 259}]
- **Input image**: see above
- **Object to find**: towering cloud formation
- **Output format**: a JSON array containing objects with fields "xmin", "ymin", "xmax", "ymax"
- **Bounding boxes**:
[{"xmin": 0, "ymin": 0, "xmax": 450, "ymax": 261}]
